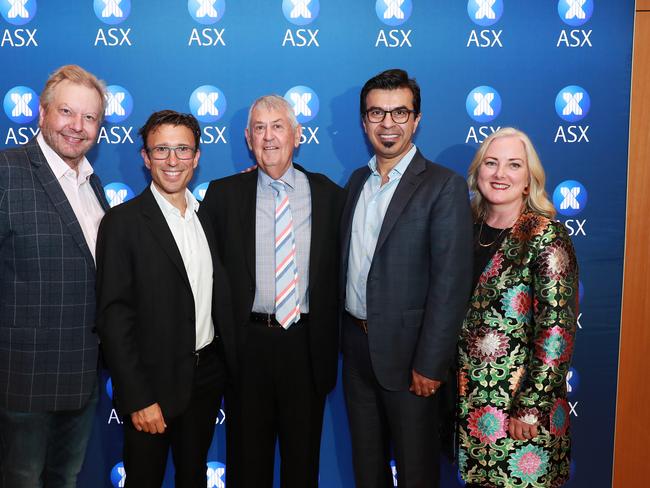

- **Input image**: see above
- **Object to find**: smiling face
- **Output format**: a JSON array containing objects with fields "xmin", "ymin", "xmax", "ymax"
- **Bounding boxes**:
[
  {"xmin": 362, "ymin": 87, "xmax": 421, "ymax": 168},
  {"xmin": 142, "ymin": 124, "xmax": 199, "ymax": 206},
  {"xmin": 477, "ymin": 135, "xmax": 530, "ymax": 214},
  {"xmin": 38, "ymin": 80, "xmax": 102, "ymax": 170},
  {"xmin": 245, "ymin": 104, "xmax": 301, "ymax": 180}
]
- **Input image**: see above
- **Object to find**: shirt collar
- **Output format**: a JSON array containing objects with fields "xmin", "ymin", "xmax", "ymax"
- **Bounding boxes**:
[
  {"xmin": 257, "ymin": 163, "xmax": 297, "ymax": 191},
  {"xmin": 37, "ymin": 132, "xmax": 94, "ymax": 183},
  {"xmin": 149, "ymin": 182, "xmax": 198, "ymax": 220},
  {"xmin": 368, "ymin": 144, "xmax": 417, "ymax": 179}
]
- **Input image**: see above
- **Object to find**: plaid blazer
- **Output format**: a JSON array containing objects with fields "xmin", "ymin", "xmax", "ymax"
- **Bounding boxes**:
[{"xmin": 0, "ymin": 139, "xmax": 109, "ymax": 412}]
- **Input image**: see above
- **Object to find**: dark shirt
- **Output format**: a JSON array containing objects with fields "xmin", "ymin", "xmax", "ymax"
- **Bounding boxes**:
[{"xmin": 472, "ymin": 221, "xmax": 511, "ymax": 288}]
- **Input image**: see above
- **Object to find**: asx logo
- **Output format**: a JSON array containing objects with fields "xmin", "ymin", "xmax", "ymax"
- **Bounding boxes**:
[
  {"xmin": 555, "ymin": 85, "xmax": 590, "ymax": 123},
  {"xmin": 189, "ymin": 85, "xmax": 226, "ymax": 123},
  {"xmin": 0, "ymin": 0, "xmax": 37, "ymax": 26},
  {"xmin": 284, "ymin": 85, "xmax": 319, "ymax": 124},
  {"xmin": 3, "ymin": 85, "xmax": 38, "ymax": 124},
  {"xmin": 558, "ymin": 0, "xmax": 593, "ymax": 27},
  {"xmin": 104, "ymin": 182, "xmax": 135, "ymax": 208},
  {"xmin": 553, "ymin": 180, "xmax": 587, "ymax": 217},
  {"xmin": 94, "ymin": 0, "xmax": 130, "ymax": 25},
  {"xmin": 566, "ymin": 367, "xmax": 580, "ymax": 397},
  {"xmin": 467, "ymin": 0, "xmax": 503, "ymax": 27},
  {"xmin": 376, "ymin": 0, "xmax": 412, "ymax": 27},
  {"xmin": 206, "ymin": 461, "xmax": 226, "ymax": 488},
  {"xmin": 193, "ymin": 182, "xmax": 209, "ymax": 202},
  {"xmin": 465, "ymin": 86, "xmax": 501, "ymax": 124},
  {"xmin": 110, "ymin": 461, "xmax": 126, "ymax": 487},
  {"xmin": 104, "ymin": 85, "xmax": 133, "ymax": 124},
  {"xmin": 283, "ymin": 0, "xmax": 319, "ymax": 26},
  {"xmin": 188, "ymin": 0, "xmax": 226, "ymax": 24}
]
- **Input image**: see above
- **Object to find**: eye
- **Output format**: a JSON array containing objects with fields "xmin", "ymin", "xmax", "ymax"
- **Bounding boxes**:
[
  {"xmin": 84, "ymin": 114, "xmax": 96, "ymax": 122},
  {"xmin": 370, "ymin": 109, "xmax": 384, "ymax": 117},
  {"xmin": 253, "ymin": 125, "xmax": 265, "ymax": 133},
  {"xmin": 152, "ymin": 146, "xmax": 168, "ymax": 154},
  {"xmin": 394, "ymin": 109, "xmax": 408, "ymax": 117},
  {"xmin": 60, "ymin": 108, "xmax": 71, "ymax": 115},
  {"xmin": 510, "ymin": 162, "xmax": 521, "ymax": 169},
  {"xmin": 483, "ymin": 159, "xmax": 497, "ymax": 167},
  {"xmin": 177, "ymin": 146, "xmax": 192, "ymax": 155}
]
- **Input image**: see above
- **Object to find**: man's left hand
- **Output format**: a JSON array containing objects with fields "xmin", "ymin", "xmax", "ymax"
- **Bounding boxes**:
[{"xmin": 409, "ymin": 370, "xmax": 442, "ymax": 397}]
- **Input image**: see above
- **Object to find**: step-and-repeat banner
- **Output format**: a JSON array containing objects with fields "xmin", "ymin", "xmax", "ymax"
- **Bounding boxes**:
[{"xmin": 0, "ymin": 1, "xmax": 634, "ymax": 486}]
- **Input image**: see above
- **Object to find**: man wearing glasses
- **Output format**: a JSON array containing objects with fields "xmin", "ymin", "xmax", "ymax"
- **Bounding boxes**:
[
  {"xmin": 96, "ymin": 110, "xmax": 236, "ymax": 487},
  {"xmin": 340, "ymin": 69, "xmax": 473, "ymax": 487}
]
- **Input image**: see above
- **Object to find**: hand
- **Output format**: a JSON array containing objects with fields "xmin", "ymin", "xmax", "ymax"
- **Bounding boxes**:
[
  {"xmin": 130, "ymin": 403, "xmax": 167, "ymax": 434},
  {"xmin": 509, "ymin": 417, "xmax": 538, "ymax": 441},
  {"xmin": 409, "ymin": 369, "xmax": 442, "ymax": 397},
  {"xmin": 240, "ymin": 164, "xmax": 257, "ymax": 173}
]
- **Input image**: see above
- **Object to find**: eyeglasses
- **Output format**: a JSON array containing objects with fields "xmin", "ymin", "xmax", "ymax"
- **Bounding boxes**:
[
  {"xmin": 147, "ymin": 145, "xmax": 196, "ymax": 160},
  {"xmin": 364, "ymin": 108, "xmax": 418, "ymax": 124}
]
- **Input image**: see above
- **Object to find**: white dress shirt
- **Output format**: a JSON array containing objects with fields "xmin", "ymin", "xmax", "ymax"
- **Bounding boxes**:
[
  {"xmin": 37, "ymin": 133, "xmax": 105, "ymax": 261},
  {"xmin": 150, "ymin": 183, "xmax": 215, "ymax": 350}
]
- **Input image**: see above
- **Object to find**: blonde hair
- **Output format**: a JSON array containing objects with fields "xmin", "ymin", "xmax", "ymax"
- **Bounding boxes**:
[
  {"xmin": 467, "ymin": 127, "xmax": 556, "ymax": 220},
  {"xmin": 40, "ymin": 65, "xmax": 107, "ymax": 118}
]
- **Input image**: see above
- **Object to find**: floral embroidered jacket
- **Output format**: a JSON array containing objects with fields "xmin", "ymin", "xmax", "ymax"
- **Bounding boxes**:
[{"xmin": 457, "ymin": 212, "xmax": 578, "ymax": 488}]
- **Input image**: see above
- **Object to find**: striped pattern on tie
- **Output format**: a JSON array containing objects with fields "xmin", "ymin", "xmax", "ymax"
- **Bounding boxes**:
[{"xmin": 270, "ymin": 180, "xmax": 300, "ymax": 328}]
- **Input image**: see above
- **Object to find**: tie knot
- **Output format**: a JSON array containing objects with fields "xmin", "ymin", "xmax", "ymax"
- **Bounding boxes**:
[{"xmin": 270, "ymin": 180, "xmax": 286, "ymax": 195}]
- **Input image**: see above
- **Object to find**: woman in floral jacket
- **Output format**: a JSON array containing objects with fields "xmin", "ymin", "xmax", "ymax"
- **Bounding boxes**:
[{"xmin": 457, "ymin": 127, "xmax": 578, "ymax": 487}]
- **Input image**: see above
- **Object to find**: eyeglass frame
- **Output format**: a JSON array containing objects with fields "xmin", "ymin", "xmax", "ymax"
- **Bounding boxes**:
[
  {"xmin": 146, "ymin": 145, "xmax": 197, "ymax": 160},
  {"xmin": 363, "ymin": 107, "xmax": 419, "ymax": 124}
]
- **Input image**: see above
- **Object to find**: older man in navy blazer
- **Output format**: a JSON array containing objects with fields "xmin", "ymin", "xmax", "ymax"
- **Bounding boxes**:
[
  {"xmin": 0, "ymin": 65, "xmax": 109, "ymax": 487},
  {"xmin": 341, "ymin": 69, "xmax": 473, "ymax": 487}
]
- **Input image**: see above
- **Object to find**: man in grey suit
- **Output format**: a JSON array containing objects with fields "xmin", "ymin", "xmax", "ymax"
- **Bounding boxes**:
[
  {"xmin": 0, "ymin": 65, "xmax": 109, "ymax": 487},
  {"xmin": 341, "ymin": 69, "xmax": 473, "ymax": 487}
]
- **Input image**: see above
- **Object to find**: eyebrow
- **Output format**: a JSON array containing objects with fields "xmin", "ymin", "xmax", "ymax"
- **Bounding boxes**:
[{"xmin": 366, "ymin": 105, "xmax": 410, "ymax": 111}]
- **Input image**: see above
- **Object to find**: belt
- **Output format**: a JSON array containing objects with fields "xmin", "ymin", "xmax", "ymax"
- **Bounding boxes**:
[
  {"xmin": 346, "ymin": 312, "xmax": 368, "ymax": 334},
  {"xmin": 194, "ymin": 340, "xmax": 217, "ymax": 366},
  {"xmin": 249, "ymin": 312, "xmax": 309, "ymax": 328}
]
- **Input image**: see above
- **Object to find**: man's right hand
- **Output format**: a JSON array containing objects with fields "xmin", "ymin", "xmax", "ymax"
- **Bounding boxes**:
[{"xmin": 130, "ymin": 403, "xmax": 166, "ymax": 434}]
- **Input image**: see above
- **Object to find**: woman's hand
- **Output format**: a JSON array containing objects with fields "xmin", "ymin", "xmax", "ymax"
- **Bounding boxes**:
[{"xmin": 509, "ymin": 416, "xmax": 538, "ymax": 441}]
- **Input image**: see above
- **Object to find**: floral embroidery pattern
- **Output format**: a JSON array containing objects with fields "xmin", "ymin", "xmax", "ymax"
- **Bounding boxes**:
[
  {"xmin": 467, "ymin": 327, "xmax": 510, "ymax": 362},
  {"xmin": 549, "ymin": 399, "xmax": 570, "ymax": 436},
  {"xmin": 535, "ymin": 326, "xmax": 573, "ymax": 367},
  {"xmin": 468, "ymin": 406, "xmax": 508, "ymax": 444},
  {"xmin": 508, "ymin": 445, "xmax": 550, "ymax": 483},
  {"xmin": 501, "ymin": 284, "xmax": 532, "ymax": 322},
  {"xmin": 479, "ymin": 251, "xmax": 504, "ymax": 284},
  {"xmin": 458, "ymin": 214, "xmax": 578, "ymax": 487}
]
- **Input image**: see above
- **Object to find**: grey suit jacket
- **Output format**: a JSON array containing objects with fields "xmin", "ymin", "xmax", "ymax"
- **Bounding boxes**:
[
  {"xmin": 0, "ymin": 138, "xmax": 109, "ymax": 412},
  {"xmin": 340, "ymin": 149, "xmax": 473, "ymax": 391}
]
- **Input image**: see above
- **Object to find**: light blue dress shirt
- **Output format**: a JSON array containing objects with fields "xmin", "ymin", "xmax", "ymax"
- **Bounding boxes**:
[
  {"xmin": 345, "ymin": 144, "xmax": 418, "ymax": 319},
  {"xmin": 253, "ymin": 164, "xmax": 312, "ymax": 314}
]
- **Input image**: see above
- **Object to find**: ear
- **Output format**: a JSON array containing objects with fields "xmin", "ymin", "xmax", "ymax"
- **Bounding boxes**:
[
  {"xmin": 141, "ymin": 148, "xmax": 151, "ymax": 170},
  {"xmin": 293, "ymin": 124, "xmax": 302, "ymax": 148},
  {"xmin": 413, "ymin": 112, "xmax": 422, "ymax": 132},
  {"xmin": 38, "ymin": 105, "xmax": 45, "ymax": 127},
  {"xmin": 244, "ymin": 128, "xmax": 252, "ymax": 150},
  {"xmin": 192, "ymin": 149, "xmax": 201, "ymax": 169}
]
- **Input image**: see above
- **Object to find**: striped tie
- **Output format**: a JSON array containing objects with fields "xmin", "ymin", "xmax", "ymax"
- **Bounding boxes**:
[{"xmin": 270, "ymin": 180, "xmax": 300, "ymax": 329}]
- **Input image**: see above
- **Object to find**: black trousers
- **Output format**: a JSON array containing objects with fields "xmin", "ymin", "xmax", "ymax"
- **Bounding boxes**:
[
  {"xmin": 342, "ymin": 313, "xmax": 441, "ymax": 488},
  {"xmin": 226, "ymin": 318, "xmax": 324, "ymax": 488},
  {"xmin": 122, "ymin": 342, "xmax": 226, "ymax": 488}
]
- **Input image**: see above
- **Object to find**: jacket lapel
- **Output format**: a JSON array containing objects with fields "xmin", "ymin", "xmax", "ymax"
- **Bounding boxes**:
[
  {"xmin": 27, "ymin": 139, "xmax": 96, "ymax": 269},
  {"xmin": 294, "ymin": 164, "xmax": 322, "ymax": 290},
  {"xmin": 373, "ymin": 150, "xmax": 426, "ymax": 254},
  {"xmin": 238, "ymin": 171, "xmax": 258, "ymax": 281},
  {"xmin": 139, "ymin": 187, "xmax": 192, "ymax": 292}
]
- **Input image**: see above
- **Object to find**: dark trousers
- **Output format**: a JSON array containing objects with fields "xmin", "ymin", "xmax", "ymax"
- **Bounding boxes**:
[
  {"xmin": 342, "ymin": 314, "xmax": 441, "ymax": 488},
  {"xmin": 123, "ymin": 343, "xmax": 226, "ymax": 488},
  {"xmin": 227, "ymin": 319, "xmax": 324, "ymax": 488},
  {"xmin": 0, "ymin": 383, "xmax": 98, "ymax": 488}
]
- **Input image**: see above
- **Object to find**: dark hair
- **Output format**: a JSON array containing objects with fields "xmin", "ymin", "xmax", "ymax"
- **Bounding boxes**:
[
  {"xmin": 138, "ymin": 110, "xmax": 201, "ymax": 150},
  {"xmin": 359, "ymin": 68, "xmax": 421, "ymax": 116}
]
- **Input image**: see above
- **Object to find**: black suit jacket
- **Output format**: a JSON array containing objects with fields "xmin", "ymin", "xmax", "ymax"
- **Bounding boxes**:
[
  {"xmin": 96, "ymin": 187, "xmax": 237, "ymax": 418},
  {"xmin": 199, "ymin": 165, "xmax": 344, "ymax": 397},
  {"xmin": 340, "ymin": 150, "xmax": 473, "ymax": 391},
  {"xmin": 0, "ymin": 139, "xmax": 109, "ymax": 412}
]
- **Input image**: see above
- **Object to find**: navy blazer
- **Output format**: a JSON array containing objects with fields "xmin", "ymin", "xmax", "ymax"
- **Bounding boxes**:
[
  {"xmin": 340, "ymin": 150, "xmax": 473, "ymax": 391},
  {"xmin": 0, "ymin": 139, "xmax": 109, "ymax": 412}
]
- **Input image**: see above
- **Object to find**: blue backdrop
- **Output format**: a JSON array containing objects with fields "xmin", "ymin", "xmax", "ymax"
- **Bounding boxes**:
[{"xmin": 0, "ymin": 1, "xmax": 634, "ymax": 486}]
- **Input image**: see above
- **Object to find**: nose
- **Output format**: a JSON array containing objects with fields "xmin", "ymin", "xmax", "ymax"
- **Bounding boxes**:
[
  {"xmin": 494, "ymin": 163, "xmax": 506, "ymax": 178},
  {"xmin": 263, "ymin": 125, "xmax": 274, "ymax": 140},
  {"xmin": 380, "ymin": 113, "xmax": 396, "ymax": 128},
  {"xmin": 69, "ymin": 113, "xmax": 84, "ymax": 132}
]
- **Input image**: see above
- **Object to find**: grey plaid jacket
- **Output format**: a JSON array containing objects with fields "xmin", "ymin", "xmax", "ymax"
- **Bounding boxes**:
[{"xmin": 0, "ymin": 139, "xmax": 109, "ymax": 412}]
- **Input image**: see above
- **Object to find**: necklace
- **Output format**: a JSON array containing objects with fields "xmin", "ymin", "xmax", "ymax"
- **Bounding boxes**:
[{"xmin": 477, "ymin": 221, "xmax": 508, "ymax": 248}]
